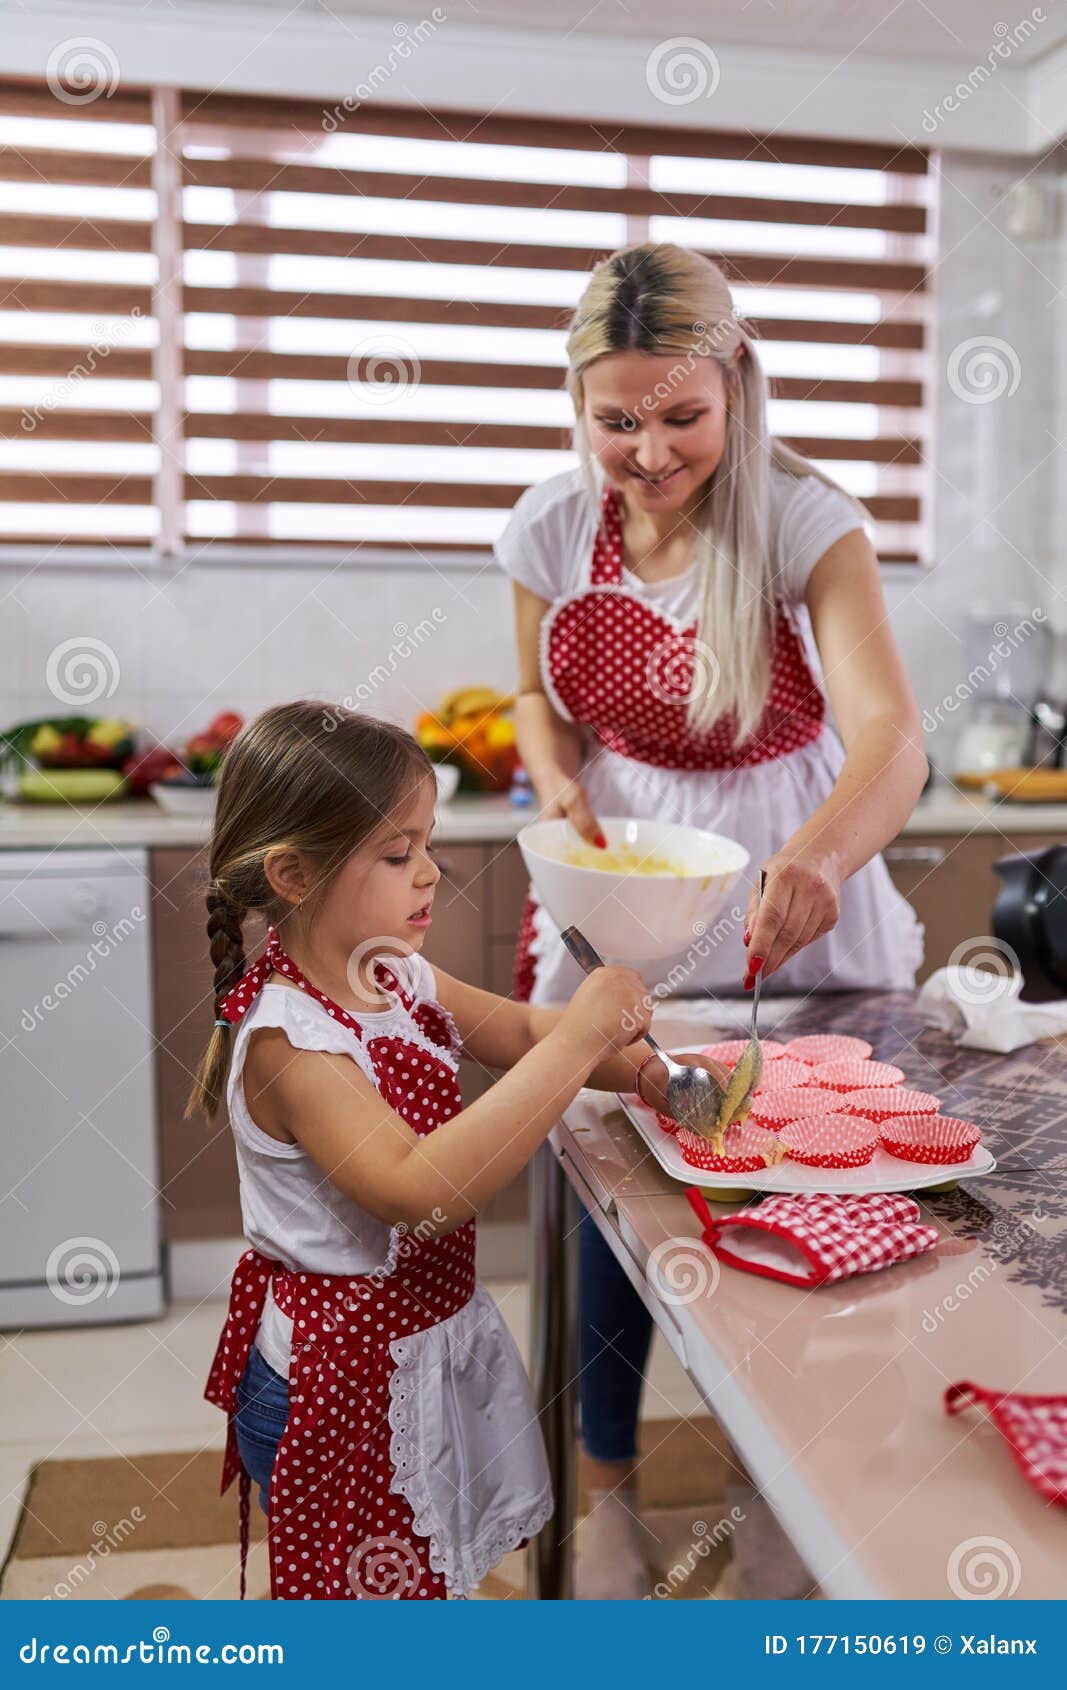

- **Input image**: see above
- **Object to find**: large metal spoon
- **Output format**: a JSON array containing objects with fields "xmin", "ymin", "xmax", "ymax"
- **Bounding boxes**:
[
  {"xmin": 560, "ymin": 924, "xmax": 725, "ymax": 1136},
  {"xmin": 713, "ymin": 868, "xmax": 767, "ymax": 1139}
]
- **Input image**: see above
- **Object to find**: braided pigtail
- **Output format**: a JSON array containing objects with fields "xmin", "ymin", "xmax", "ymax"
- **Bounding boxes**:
[{"xmin": 185, "ymin": 886, "xmax": 247, "ymax": 1121}]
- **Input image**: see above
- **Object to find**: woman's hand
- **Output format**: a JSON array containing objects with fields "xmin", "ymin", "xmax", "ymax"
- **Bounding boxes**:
[
  {"xmin": 636, "ymin": 1051, "xmax": 730, "ymax": 1115},
  {"xmin": 537, "ymin": 768, "xmax": 606, "ymax": 848},
  {"xmin": 742, "ymin": 849, "xmax": 842, "ymax": 988}
]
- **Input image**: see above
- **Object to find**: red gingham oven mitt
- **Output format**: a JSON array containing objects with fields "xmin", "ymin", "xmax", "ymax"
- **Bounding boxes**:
[
  {"xmin": 945, "ymin": 1381, "xmax": 1067, "ymax": 1506},
  {"xmin": 685, "ymin": 1187, "xmax": 940, "ymax": 1289}
]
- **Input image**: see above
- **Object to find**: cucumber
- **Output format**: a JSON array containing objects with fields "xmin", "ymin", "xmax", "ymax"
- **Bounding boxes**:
[{"xmin": 17, "ymin": 768, "xmax": 128, "ymax": 804}]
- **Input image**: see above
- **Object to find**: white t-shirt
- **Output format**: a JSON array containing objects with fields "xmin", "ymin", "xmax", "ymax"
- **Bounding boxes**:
[
  {"xmin": 224, "ymin": 950, "xmax": 452, "ymax": 1375},
  {"xmin": 493, "ymin": 462, "xmax": 868, "ymax": 619}
]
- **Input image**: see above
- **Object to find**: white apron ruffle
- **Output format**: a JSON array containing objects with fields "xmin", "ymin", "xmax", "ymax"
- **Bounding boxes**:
[{"xmin": 387, "ymin": 1283, "xmax": 553, "ymax": 1596}]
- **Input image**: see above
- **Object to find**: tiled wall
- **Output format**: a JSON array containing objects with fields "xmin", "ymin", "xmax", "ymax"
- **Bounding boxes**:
[{"xmin": 1, "ymin": 151, "xmax": 1063, "ymax": 763}]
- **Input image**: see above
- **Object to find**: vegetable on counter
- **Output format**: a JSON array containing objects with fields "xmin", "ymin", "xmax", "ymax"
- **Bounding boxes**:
[
  {"xmin": 0, "ymin": 708, "xmax": 244, "ymax": 804},
  {"xmin": 1, "ymin": 715, "xmax": 136, "ymax": 772}
]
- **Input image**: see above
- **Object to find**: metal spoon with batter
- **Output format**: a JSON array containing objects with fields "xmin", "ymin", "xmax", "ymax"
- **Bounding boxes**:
[{"xmin": 559, "ymin": 925, "xmax": 725, "ymax": 1136}]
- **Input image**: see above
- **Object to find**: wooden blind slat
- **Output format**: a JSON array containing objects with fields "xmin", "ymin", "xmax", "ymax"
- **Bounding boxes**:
[
  {"xmin": 0, "ymin": 407, "xmax": 155, "ymax": 442},
  {"xmin": 0, "ymin": 78, "xmax": 151, "ymax": 124},
  {"xmin": 182, "ymin": 92, "xmax": 929, "ymax": 175},
  {"xmin": 0, "ymin": 473, "xmax": 153, "ymax": 505},
  {"xmin": 0, "ymin": 343, "xmax": 152, "ymax": 379},
  {"xmin": 180, "ymin": 412, "xmax": 922, "ymax": 464},
  {"xmin": 181, "ymin": 346, "xmax": 922, "ymax": 407},
  {"xmin": 182, "ymin": 473, "xmax": 919, "ymax": 524},
  {"xmin": 181, "ymin": 156, "xmax": 926, "ymax": 235},
  {"xmin": 181, "ymin": 221, "xmax": 928, "ymax": 292},
  {"xmin": 1, "ymin": 278, "xmax": 924, "ymax": 353},
  {"xmin": 0, "ymin": 279, "xmax": 153, "ymax": 315},
  {"xmin": 0, "ymin": 147, "xmax": 153, "ymax": 188},
  {"xmin": 182, "ymin": 286, "xmax": 924, "ymax": 348},
  {"xmin": 0, "ymin": 213, "xmax": 154, "ymax": 253}
]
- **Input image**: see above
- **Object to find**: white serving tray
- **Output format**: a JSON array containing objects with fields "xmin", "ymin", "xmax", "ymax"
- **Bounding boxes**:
[{"xmin": 616, "ymin": 1090, "xmax": 997, "ymax": 1196}]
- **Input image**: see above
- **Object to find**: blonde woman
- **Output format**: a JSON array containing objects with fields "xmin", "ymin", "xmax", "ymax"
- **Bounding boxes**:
[{"xmin": 495, "ymin": 242, "xmax": 927, "ymax": 1597}]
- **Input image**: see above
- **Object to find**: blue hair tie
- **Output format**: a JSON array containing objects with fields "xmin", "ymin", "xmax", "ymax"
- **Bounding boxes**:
[{"xmin": 215, "ymin": 1017, "xmax": 232, "ymax": 1029}]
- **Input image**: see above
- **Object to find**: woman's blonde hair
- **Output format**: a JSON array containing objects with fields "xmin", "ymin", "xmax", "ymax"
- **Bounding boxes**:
[
  {"xmin": 566, "ymin": 241, "xmax": 865, "ymax": 742},
  {"xmin": 185, "ymin": 700, "xmax": 432, "ymax": 1120}
]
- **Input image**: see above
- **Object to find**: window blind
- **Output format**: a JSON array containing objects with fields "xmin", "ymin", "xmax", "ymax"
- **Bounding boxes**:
[
  {"xmin": 1, "ymin": 81, "xmax": 931, "ymax": 562},
  {"xmin": 0, "ymin": 78, "xmax": 158, "ymax": 546}
]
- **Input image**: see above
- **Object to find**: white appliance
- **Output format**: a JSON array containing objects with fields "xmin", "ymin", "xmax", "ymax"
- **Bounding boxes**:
[{"xmin": 0, "ymin": 849, "xmax": 164, "ymax": 1328}]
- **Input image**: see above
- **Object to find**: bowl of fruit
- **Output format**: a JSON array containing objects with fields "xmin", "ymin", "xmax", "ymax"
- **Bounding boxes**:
[
  {"xmin": 145, "ymin": 711, "xmax": 244, "ymax": 815},
  {"xmin": 415, "ymin": 687, "xmax": 518, "ymax": 794}
]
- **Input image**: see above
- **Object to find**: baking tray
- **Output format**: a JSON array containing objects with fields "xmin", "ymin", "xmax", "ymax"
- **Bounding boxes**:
[{"xmin": 616, "ymin": 1089, "xmax": 997, "ymax": 1196}]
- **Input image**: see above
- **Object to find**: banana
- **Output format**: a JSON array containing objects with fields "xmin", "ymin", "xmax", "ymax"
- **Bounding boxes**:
[{"xmin": 439, "ymin": 686, "xmax": 514, "ymax": 724}]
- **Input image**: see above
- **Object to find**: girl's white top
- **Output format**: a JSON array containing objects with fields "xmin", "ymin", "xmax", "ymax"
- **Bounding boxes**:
[{"xmin": 495, "ymin": 465, "xmax": 924, "ymax": 1002}]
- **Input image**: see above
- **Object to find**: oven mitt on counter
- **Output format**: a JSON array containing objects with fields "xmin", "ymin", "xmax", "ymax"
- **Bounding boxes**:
[
  {"xmin": 945, "ymin": 1381, "xmax": 1067, "ymax": 1506},
  {"xmin": 685, "ymin": 1188, "xmax": 940, "ymax": 1289}
]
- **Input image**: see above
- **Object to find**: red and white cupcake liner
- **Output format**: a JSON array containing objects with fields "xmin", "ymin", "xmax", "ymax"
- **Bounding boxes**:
[
  {"xmin": 677, "ymin": 1123, "xmax": 784, "ymax": 1175},
  {"xmin": 880, "ymin": 1114, "xmax": 981, "ymax": 1166},
  {"xmin": 655, "ymin": 1110, "xmax": 679, "ymax": 1136},
  {"xmin": 753, "ymin": 1057, "xmax": 813, "ymax": 1092},
  {"xmin": 750, "ymin": 1086, "xmax": 834, "ymax": 1130},
  {"xmin": 783, "ymin": 1034, "xmax": 873, "ymax": 1066},
  {"xmin": 702, "ymin": 1038, "xmax": 786, "ymax": 1065},
  {"xmin": 841, "ymin": 1087, "xmax": 940, "ymax": 1125},
  {"xmin": 780, "ymin": 1114, "xmax": 879, "ymax": 1169},
  {"xmin": 810, "ymin": 1058, "xmax": 905, "ymax": 1093}
]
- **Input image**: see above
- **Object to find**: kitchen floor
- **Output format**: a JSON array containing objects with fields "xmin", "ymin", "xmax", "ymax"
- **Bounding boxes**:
[{"xmin": 0, "ymin": 1278, "xmax": 707, "ymax": 1580}]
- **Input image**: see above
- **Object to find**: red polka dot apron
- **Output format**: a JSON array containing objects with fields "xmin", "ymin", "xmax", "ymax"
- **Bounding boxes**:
[
  {"xmin": 204, "ymin": 929, "xmax": 551, "ymax": 1599},
  {"xmin": 514, "ymin": 482, "xmax": 825, "ymax": 999}
]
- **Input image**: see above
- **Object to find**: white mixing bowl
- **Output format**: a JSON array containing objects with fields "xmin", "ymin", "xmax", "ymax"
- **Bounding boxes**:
[{"xmin": 518, "ymin": 815, "xmax": 750, "ymax": 968}]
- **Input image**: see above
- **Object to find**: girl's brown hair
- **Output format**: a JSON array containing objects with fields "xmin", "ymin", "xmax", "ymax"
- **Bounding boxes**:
[{"xmin": 185, "ymin": 699, "xmax": 432, "ymax": 1120}]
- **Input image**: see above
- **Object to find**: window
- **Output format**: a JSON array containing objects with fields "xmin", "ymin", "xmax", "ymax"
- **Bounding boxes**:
[{"xmin": 1, "ymin": 80, "xmax": 931, "ymax": 563}]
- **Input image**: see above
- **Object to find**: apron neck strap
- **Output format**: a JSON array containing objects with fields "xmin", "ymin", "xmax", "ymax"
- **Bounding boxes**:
[
  {"xmin": 590, "ymin": 483, "xmax": 624, "ymax": 585},
  {"xmin": 217, "ymin": 926, "xmax": 410, "ymax": 1029}
]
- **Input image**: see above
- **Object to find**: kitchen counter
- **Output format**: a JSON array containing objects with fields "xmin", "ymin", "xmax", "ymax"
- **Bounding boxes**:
[
  {"xmin": 2, "ymin": 786, "xmax": 1067, "ymax": 851},
  {"xmin": 530, "ymin": 988, "xmax": 1067, "ymax": 1600},
  {"xmin": 0, "ymin": 793, "xmax": 525, "ymax": 850}
]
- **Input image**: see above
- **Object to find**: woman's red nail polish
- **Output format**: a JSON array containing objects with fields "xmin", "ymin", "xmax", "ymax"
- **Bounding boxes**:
[
  {"xmin": 750, "ymin": 956, "xmax": 765, "ymax": 972},
  {"xmin": 742, "ymin": 928, "xmax": 751, "ymax": 946},
  {"xmin": 594, "ymin": 831, "xmax": 608, "ymax": 848},
  {"xmin": 742, "ymin": 975, "xmax": 754, "ymax": 991}
]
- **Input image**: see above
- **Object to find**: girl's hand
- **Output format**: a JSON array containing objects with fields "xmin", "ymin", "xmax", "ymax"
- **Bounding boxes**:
[
  {"xmin": 743, "ymin": 849, "xmax": 842, "ymax": 987},
  {"xmin": 538, "ymin": 770, "xmax": 606, "ymax": 848},
  {"xmin": 564, "ymin": 965, "xmax": 652, "ymax": 1055},
  {"xmin": 636, "ymin": 1051, "xmax": 730, "ymax": 1114}
]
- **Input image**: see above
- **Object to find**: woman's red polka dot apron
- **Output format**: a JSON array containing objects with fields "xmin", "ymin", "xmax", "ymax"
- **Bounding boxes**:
[
  {"xmin": 204, "ymin": 929, "xmax": 551, "ymax": 1599},
  {"xmin": 514, "ymin": 482, "xmax": 825, "ymax": 999}
]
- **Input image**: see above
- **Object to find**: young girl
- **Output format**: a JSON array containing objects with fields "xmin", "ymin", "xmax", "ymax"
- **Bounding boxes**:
[{"xmin": 188, "ymin": 700, "xmax": 724, "ymax": 1602}]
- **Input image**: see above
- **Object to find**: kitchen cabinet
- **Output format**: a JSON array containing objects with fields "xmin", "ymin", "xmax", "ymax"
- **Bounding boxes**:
[{"xmin": 883, "ymin": 829, "xmax": 1065, "ymax": 981}]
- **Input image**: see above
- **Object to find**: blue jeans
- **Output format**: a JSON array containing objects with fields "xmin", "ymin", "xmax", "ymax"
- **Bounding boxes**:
[
  {"xmin": 234, "ymin": 1343, "xmax": 290, "ymax": 1514},
  {"xmin": 578, "ymin": 1203, "xmax": 653, "ymax": 1464}
]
